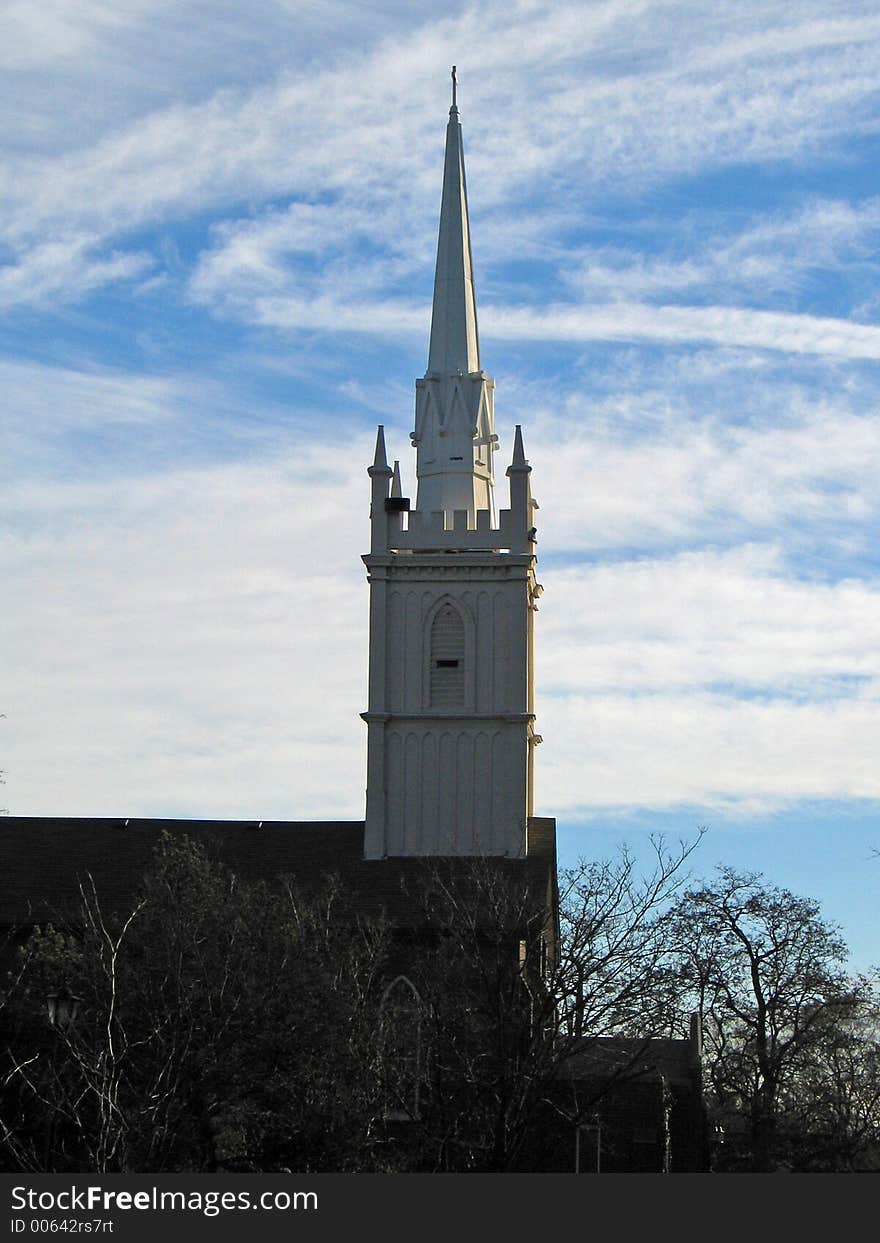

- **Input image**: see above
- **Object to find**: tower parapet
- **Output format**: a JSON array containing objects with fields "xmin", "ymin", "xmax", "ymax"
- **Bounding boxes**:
[{"xmin": 369, "ymin": 423, "xmax": 537, "ymax": 555}]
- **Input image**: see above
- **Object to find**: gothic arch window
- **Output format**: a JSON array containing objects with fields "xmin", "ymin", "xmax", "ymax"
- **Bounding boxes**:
[
  {"xmin": 429, "ymin": 602, "xmax": 465, "ymax": 708},
  {"xmin": 379, "ymin": 975, "xmax": 423, "ymax": 1121}
]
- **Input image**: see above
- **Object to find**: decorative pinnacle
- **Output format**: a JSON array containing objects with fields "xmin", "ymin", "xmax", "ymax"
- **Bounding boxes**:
[
  {"xmin": 513, "ymin": 425, "xmax": 526, "ymax": 465},
  {"xmin": 507, "ymin": 424, "xmax": 532, "ymax": 474},
  {"xmin": 369, "ymin": 425, "xmax": 392, "ymax": 476},
  {"xmin": 391, "ymin": 460, "xmax": 402, "ymax": 497}
]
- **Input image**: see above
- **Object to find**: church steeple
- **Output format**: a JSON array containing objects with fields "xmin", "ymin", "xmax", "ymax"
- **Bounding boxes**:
[
  {"xmin": 412, "ymin": 68, "xmax": 497, "ymax": 523},
  {"xmin": 362, "ymin": 75, "xmax": 546, "ymax": 861}
]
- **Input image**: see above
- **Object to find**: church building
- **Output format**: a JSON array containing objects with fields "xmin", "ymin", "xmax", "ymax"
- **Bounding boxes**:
[{"xmin": 1, "ymin": 74, "xmax": 557, "ymax": 945}]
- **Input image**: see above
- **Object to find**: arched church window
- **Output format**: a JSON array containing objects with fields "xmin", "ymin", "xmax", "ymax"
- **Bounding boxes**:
[
  {"xmin": 430, "ymin": 604, "xmax": 464, "ymax": 708},
  {"xmin": 379, "ymin": 975, "xmax": 423, "ymax": 1121}
]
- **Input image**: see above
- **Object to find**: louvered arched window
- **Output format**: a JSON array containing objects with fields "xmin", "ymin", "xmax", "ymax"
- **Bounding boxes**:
[{"xmin": 430, "ymin": 603, "xmax": 464, "ymax": 708}]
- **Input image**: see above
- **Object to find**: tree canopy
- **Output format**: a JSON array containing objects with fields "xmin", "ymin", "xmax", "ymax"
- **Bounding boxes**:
[
  {"xmin": 2, "ymin": 835, "xmax": 877, "ymax": 1173},
  {"xmin": 673, "ymin": 866, "xmax": 879, "ymax": 1171}
]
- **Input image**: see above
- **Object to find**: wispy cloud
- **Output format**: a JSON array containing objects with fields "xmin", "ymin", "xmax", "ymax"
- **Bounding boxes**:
[
  {"xmin": 0, "ymin": 234, "xmax": 151, "ymax": 310},
  {"xmin": 491, "ymin": 302, "xmax": 880, "ymax": 358},
  {"xmin": 188, "ymin": 186, "xmax": 880, "ymax": 358},
  {"xmin": 522, "ymin": 381, "xmax": 880, "ymax": 557},
  {"xmin": 3, "ymin": 0, "xmax": 880, "ymax": 967},
  {"xmin": 540, "ymin": 689, "xmax": 880, "ymax": 815},
  {"xmin": 4, "ymin": 3, "xmax": 880, "ymax": 255},
  {"xmin": 561, "ymin": 199, "xmax": 880, "ymax": 304},
  {"xmin": 0, "ymin": 357, "xmax": 179, "ymax": 427},
  {"xmin": 542, "ymin": 546, "xmax": 880, "ymax": 695},
  {"xmin": 211, "ymin": 291, "xmax": 880, "ymax": 359}
]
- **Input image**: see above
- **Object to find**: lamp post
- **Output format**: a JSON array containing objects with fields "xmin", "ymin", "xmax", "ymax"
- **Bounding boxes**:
[
  {"xmin": 46, "ymin": 987, "xmax": 81, "ymax": 1032},
  {"xmin": 44, "ymin": 987, "xmax": 81, "ymax": 1169},
  {"xmin": 574, "ymin": 1115, "xmax": 602, "ymax": 1173}
]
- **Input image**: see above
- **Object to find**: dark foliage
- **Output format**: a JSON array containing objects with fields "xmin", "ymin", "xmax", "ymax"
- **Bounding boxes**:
[{"xmin": 1, "ymin": 835, "xmax": 389, "ymax": 1172}]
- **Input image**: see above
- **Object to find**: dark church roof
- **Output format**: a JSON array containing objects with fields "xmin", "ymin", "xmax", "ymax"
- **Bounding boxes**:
[
  {"xmin": 562, "ymin": 1034, "xmax": 702, "ymax": 1090},
  {"xmin": 0, "ymin": 816, "xmax": 557, "ymax": 932}
]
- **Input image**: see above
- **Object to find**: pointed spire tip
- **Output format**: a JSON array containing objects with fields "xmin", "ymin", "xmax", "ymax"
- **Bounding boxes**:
[
  {"xmin": 507, "ymin": 424, "xmax": 531, "ymax": 476},
  {"xmin": 370, "ymin": 425, "xmax": 392, "ymax": 475},
  {"xmin": 374, "ymin": 425, "xmax": 387, "ymax": 466},
  {"xmin": 428, "ymin": 63, "xmax": 479, "ymax": 374},
  {"xmin": 513, "ymin": 424, "xmax": 526, "ymax": 464}
]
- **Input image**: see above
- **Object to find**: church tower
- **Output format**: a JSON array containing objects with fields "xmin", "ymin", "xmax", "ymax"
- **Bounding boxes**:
[{"xmin": 362, "ymin": 73, "xmax": 544, "ymax": 859}]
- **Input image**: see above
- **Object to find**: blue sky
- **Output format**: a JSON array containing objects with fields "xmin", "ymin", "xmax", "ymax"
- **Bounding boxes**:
[{"xmin": 1, "ymin": 1, "xmax": 878, "ymax": 970}]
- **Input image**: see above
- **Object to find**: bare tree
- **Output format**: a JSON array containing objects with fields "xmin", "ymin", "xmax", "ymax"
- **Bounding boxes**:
[
  {"xmin": 1, "ymin": 835, "xmax": 389, "ymax": 1172},
  {"xmin": 779, "ymin": 997, "xmax": 880, "ymax": 1170},
  {"xmin": 4, "ymin": 831, "xmax": 704, "ymax": 1173},
  {"xmin": 374, "ymin": 835, "xmax": 701, "ymax": 1171},
  {"xmin": 556, "ymin": 835, "xmax": 702, "ymax": 1042},
  {"xmin": 672, "ymin": 866, "xmax": 872, "ymax": 1171}
]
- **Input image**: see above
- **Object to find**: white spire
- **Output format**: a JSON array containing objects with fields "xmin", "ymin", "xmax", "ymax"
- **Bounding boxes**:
[
  {"xmin": 427, "ymin": 66, "xmax": 480, "ymax": 375},
  {"xmin": 412, "ymin": 70, "xmax": 497, "ymax": 524}
]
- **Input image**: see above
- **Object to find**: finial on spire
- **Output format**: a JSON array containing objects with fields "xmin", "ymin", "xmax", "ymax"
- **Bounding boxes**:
[{"xmin": 451, "ymin": 65, "xmax": 457, "ymax": 109}]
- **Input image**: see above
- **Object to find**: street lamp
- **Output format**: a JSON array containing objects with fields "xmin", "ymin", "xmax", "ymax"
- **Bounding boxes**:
[
  {"xmin": 43, "ymin": 987, "xmax": 81, "ymax": 1171},
  {"xmin": 46, "ymin": 987, "xmax": 81, "ymax": 1031},
  {"xmin": 574, "ymin": 1115, "xmax": 602, "ymax": 1173}
]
